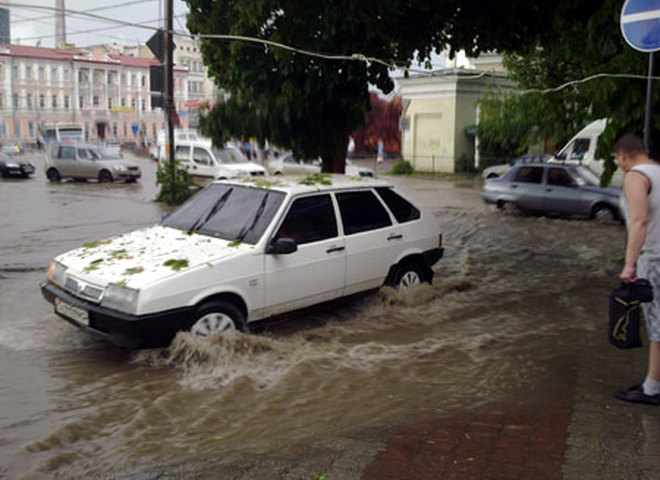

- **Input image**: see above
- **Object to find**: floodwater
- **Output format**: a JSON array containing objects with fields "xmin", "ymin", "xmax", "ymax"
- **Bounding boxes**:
[{"xmin": 0, "ymin": 157, "xmax": 625, "ymax": 479}]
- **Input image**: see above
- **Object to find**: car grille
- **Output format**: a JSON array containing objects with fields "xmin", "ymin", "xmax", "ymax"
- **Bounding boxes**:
[
  {"xmin": 127, "ymin": 166, "xmax": 140, "ymax": 172},
  {"xmin": 64, "ymin": 276, "xmax": 104, "ymax": 303},
  {"xmin": 359, "ymin": 171, "xmax": 374, "ymax": 177},
  {"xmin": 250, "ymin": 171, "xmax": 265, "ymax": 176}
]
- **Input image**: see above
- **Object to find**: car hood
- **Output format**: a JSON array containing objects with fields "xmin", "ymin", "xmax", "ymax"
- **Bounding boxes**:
[
  {"xmin": 56, "ymin": 224, "xmax": 250, "ymax": 289},
  {"xmin": 581, "ymin": 185, "xmax": 621, "ymax": 197},
  {"xmin": 221, "ymin": 162, "xmax": 265, "ymax": 173}
]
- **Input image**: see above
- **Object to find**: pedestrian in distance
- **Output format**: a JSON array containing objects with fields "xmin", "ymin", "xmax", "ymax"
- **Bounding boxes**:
[{"xmin": 613, "ymin": 133, "xmax": 660, "ymax": 405}]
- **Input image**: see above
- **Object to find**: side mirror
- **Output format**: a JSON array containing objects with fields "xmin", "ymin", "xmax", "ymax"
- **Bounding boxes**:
[{"xmin": 266, "ymin": 237, "xmax": 298, "ymax": 255}]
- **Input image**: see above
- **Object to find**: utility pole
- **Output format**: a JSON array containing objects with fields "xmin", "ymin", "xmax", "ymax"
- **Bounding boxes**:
[{"xmin": 164, "ymin": 0, "xmax": 175, "ymax": 196}]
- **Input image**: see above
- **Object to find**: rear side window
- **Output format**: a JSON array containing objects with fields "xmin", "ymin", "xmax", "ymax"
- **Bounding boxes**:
[
  {"xmin": 275, "ymin": 194, "xmax": 337, "ymax": 245},
  {"xmin": 514, "ymin": 166, "xmax": 543, "ymax": 184},
  {"xmin": 376, "ymin": 187, "xmax": 420, "ymax": 223},
  {"xmin": 336, "ymin": 190, "xmax": 392, "ymax": 235},
  {"xmin": 175, "ymin": 145, "xmax": 190, "ymax": 162},
  {"xmin": 547, "ymin": 167, "xmax": 574, "ymax": 187}
]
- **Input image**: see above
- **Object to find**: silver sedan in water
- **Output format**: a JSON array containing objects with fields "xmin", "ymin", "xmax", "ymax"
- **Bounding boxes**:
[{"xmin": 482, "ymin": 163, "xmax": 622, "ymax": 221}]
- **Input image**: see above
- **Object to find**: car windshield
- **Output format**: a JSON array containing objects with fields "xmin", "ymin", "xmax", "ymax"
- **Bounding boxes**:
[
  {"xmin": 212, "ymin": 146, "xmax": 249, "ymax": 164},
  {"xmin": 161, "ymin": 183, "xmax": 286, "ymax": 244},
  {"xmin": 571, "ymin": 166, "xmax": 601, "ymax": 186}
]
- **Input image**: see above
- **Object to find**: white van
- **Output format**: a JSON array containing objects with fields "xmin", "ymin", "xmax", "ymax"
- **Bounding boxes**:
[
  {"xmin": 549, "ymin": 118, "xmax": 623, "ymax": 185},
  {"xmin": 159, "ymin": 136, "xmax": 266, "ymax": 179}
]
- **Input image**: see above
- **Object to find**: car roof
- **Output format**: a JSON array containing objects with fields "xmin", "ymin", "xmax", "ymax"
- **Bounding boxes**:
[{"xmin": 218, "ymin": 175, "xmax": 392, "ymax": 195}]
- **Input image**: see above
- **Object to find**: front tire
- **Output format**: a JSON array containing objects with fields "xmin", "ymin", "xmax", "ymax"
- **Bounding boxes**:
[
  {"xmin": 592, "ymin": 204, "xmax": 616, "ymax": 222},
  {"xmin": 98, "ymin": 170, "xmax": 113, "ymax": 183},
  {"xmin": 190, "ymin": 300, "xmax": 247, "ymax": 337}
]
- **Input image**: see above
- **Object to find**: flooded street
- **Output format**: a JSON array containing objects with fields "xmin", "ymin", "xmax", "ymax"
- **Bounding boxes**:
[{"xmin": 0, "ymin": 155, "xmax": 625, "ymax": 479}]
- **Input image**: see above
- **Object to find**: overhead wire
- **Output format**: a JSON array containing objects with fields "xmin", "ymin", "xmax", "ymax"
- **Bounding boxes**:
[{"xmin": 2, "ymin": 1, "xmax": 658, "ymax": 94}]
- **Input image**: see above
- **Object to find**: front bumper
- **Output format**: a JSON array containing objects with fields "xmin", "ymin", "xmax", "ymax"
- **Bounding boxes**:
[{"xmin": 41, "ymin": 282, "xmax": 194, "ymax": 349}]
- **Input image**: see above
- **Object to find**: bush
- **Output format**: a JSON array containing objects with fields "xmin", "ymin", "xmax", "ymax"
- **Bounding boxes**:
[
  {"xmin": 155, "ymin": 160, "xmax": 197, "ymax": 205},
  {"xmin": 391, "ymin": 160, "xmax": 414, "ymax": 175}
]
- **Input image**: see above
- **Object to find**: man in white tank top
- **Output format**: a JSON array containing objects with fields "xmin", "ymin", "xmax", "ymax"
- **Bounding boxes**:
[{"xmin": 614, "ymin": 133, "xmax": 660, "ymax": 405}]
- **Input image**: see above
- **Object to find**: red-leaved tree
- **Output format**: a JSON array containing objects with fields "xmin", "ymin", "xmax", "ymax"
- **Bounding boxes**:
[{"xmin": 352, "ymin": 93, "xmax": 402, "ymax": 154}]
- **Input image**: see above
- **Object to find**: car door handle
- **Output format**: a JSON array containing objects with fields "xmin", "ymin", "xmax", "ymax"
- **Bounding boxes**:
[
  {"xmin": 545, "ymin": 188, "xmax": 553, "ymax": 192},
  {"xmin": 326, "ymin": 246, "xmax": 345, "ymax": 254},
  {"xmin": 511, "ymin": 184, "xmax": 518, "ymax": 188},
  {"xmin": 388, "ymin": 234, "xmax": 403, "ymax": 241}
]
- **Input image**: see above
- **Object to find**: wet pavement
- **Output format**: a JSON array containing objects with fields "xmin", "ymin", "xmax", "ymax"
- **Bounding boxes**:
[{"xmin": 1, "ymin": 154, "xmax": 659, "ymax": 479}]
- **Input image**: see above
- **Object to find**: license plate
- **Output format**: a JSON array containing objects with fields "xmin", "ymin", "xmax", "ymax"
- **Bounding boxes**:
[{"xmin": 55, "ymin": 298, "xmax": 89, "ymax": 326}]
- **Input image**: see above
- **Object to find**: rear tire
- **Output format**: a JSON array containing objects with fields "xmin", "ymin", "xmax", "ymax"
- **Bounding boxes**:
[
  {"xmin": 46, "ymin": 168, "xmax": 61, "ymax": 182},
  {"xmin": 190, "ymin": 300, "xmax": 247, "ymax": 337},
  {"xmin": 98, "ymin": 170, "xmax": 113, "ymax": 183},
  {"xmin": 386, "ymin": 261, "xmax": 427, "ymax": 290}
]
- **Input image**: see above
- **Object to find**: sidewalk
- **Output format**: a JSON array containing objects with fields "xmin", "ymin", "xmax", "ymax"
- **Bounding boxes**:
[{"xmin": 362, "ymin": 340, "xmax": 660, "ymax": 480}]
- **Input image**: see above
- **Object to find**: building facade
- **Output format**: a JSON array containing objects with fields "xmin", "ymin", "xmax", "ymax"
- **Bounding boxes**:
[
  {"xmin": 398, "ymin": 68, "xmax": 514, "ymax": 173},
  {"xmin": 0, "ymin": 44, "xmax": 194, "ymax": 145}
]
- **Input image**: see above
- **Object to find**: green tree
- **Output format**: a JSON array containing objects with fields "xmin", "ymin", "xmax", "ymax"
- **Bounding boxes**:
[
  {"xmin": 477, "ymin": 0, "xmax": 660, "ymax": 183},
  {"xmin": 185, "ymin": 0, "xmax": 557, "ymax": 173}
]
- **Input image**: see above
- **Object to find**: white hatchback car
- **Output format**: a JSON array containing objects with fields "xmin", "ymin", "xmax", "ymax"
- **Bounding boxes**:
[{"xmin": 41, "ymin": 175, "xmax": 443, "ymax": 348}]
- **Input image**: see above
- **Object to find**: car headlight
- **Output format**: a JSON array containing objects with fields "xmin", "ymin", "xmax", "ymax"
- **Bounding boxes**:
[
  {"xmin": 101, "ymin": 283, "xmax": 139, "ymax": 315},
  {"xmin": 112, "ymin": 164, "xmax": 127, "ymax": 171},
  {"xmin": 48, "ymin": 261, "xmax": 67, "ymax": 287},
  {"xmin": 6, "ymin": 162, "xmax": 19, "ymax": 168}
]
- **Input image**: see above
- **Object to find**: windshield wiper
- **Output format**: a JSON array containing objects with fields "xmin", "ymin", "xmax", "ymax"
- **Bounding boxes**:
[
  {"xmin": 235, "ymin": 192, "xmax": 270, "ymax": 242},
  {"xmin": 187, "ymin": 188, "xmax": 233, "ymax": 235}
]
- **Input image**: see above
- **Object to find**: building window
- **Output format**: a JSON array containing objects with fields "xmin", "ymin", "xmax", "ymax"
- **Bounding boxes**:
[
  {"xmin": 121, "ymin": 73, "xmax": 126, "ymax": 86},
  {"xmin": 131, "ymin": 98, "xmax": 136, "ymax": 109},
  {"xmin": 107, "ymin": 72, "xmax": 113, "ymax": 85},
  {"xmin": 131, "ymin": 73, "xmax": 136, "ymax": 86},
  {"xmin": 63, "ymin": 69, "xmax": 69, "ymax": 81},
  {"xmin": 26, "ymin": 93, "xmax": 32, "ymax": 108},
  {"xmin": 141, "ymin": 99, "xmax": 146, "ymax": 111},
  {"xmin": 93, "ymin": 96, "xmax": 99, "ymax": 106},
  {"xmin": 39, "ymin": 94, "xmax": 45, "ymax": 108},
  {"xmin": 25, "ymin": 65, "xmax": 32, "ymax": 79},
  {"xmin": 0, "ymin": 93, "xmax": 3, "ymax": 108},
  {"xmin": 52, "ymin": 95, "xmax": 57, "ymax": 108},
  {"xmin": 51, "ymin": 67, "xmax": 57, "ymax": 82},
  {"xmin": 121, "ymin": 98, "xmax": 126, "ymax": 107},
  {"xmin": 64, "ymin": 96, "xmax": 69, "ymax": 110},
  {"xmin": 108, "ymin": 97, "xmax": 112, "ymax": 109},
  {"xmin": 141, "ymin": 75, "xmax": 146, "ymax": 87},
  {"xmin": 123, "ymin": 122, "xmax": 127, "ymax": 138},
  {"xmin": 28, "ymin": 121, "xmax": 34, "ymax": 138},
  {"xmin": 79, "ymin": 96, "xmax": 84, "ymax": 108},
  {"xmin": 38, "ymin": 66, "xmax": 45, "ymax": 80},
  {"xmin": 12, "ymin": 65, "xmax": 17, "ymax": 79},
  {"xmin": 94, "ymin": 71, "xmax": 102, "ymax": 85},
  {"xmin": 112, "ymin": 122, "xmax": 118, "ymax": 137},
  {"xmin": 12, "ymin": 93, "xmax": 18, "ymax": 108}
]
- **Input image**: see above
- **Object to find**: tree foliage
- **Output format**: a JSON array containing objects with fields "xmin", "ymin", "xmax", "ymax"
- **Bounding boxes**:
[
  {"xmin": 477, "ymin": 0, "xmax": 660, "ymax": 183},
  {"xmin": 185, "ymin": 0, "xmax": 558, "ymax": 172}
]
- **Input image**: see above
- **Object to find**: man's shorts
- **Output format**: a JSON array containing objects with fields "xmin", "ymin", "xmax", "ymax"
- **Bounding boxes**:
[{"xmin": 637, "ymin": 255, "xmax": 660, "ymax": 341}]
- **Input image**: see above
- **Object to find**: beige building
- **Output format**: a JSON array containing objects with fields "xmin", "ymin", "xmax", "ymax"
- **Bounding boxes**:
[
  {"xmin": 0, "ymin": 42, "xmax": 208, "ymax": 145},
  {"xmin": 398, "ymin": 54, "xmax": 513, "ymax": 173}
]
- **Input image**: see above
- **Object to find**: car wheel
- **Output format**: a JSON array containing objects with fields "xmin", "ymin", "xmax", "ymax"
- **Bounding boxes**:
[
  {"xmin": 46, "ymin": 168, "xmax": 61, "ymax": 182},
  {"xmin": 592, "ymin": 204, "xmax": 616, "ymax": 222},
  {"xmin": 190, "ymin": 300, "xmax": 247, "ymax": 337},
  {"xmin": 387, "ymin": 261, "xmax": 427, "ymax": 290},
  {"xmin": 98, "ymin": 170, "xmax": 113, "ymax": 183}
]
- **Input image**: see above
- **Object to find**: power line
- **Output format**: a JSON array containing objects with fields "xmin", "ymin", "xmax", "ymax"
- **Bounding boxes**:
[
  {"xmin": 3, "ymin": 2, "xmax": 658, "ymax": 92},
  {"xmin": 10, "ymin": 0, "xmax": 159, "ymax": 25}
]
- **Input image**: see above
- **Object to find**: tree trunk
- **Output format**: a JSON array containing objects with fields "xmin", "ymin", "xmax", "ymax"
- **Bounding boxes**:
[{"xmin": 321, "ymin": 136, "xmax": 348, "ymax": 174}]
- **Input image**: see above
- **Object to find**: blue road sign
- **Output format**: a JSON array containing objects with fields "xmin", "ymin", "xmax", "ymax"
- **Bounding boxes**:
[{"xmin": 621, "ymin": 0, "xmax": 660, "ymax": 52}]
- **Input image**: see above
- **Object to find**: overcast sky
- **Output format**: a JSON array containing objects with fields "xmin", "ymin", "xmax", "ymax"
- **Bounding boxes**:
[{"xmin": 4, "ymin": 0, "xmax": 190, "ymax": 48}]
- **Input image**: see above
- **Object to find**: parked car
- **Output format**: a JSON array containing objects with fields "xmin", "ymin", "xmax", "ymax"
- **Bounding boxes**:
[
  {"xmin": 482, "ymin": 162, "xmax": 621, "ymax": 221},
  {"xmin": 0, "ymin": 151, "xmax": 35, "ymax": 178},
  {"xmin": 267, "ymin": 153, "xmax": 321, "ymax": 175},
  {"xmin": 268, "ymin": 153, "xmax": 374, "ymax": 177},
  {"xmin": 41, "ymin": 176, "xmax": 444, "ymax": 348},
  {"xmin": 45, "ymin": 144, "xmax": 141, "ymax": 183},
  {"xmin": 481, "ymin": 154, "xmax": 550, "ymax": 179}
]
